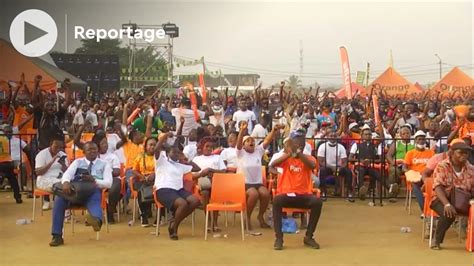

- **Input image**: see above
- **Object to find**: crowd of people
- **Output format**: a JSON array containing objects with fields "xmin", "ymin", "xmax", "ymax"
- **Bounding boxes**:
[{"xmin": 0, "ymin": 73, "xmax": 473, "ymax": 250}]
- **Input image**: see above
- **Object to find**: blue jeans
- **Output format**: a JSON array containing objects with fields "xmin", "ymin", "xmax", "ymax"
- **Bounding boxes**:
[
  {"xmin": 51, "ymin": 188, "xmax": 102, "ymax": 236},
  {"xmin": 412, "ymin": 182, "xmax": 424, "ymax": 211},
  {"xmin": 124, "ymin": 169, "xmax": 134, "ymax": 205}
]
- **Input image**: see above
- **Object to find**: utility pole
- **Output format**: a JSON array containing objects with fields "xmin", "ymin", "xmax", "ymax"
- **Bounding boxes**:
[
  {"xmin": 299, "ymin": 40, "xmax": 303, "ymax": 82},
  {"xmin": 435, "ymin": 54, "xmax": 442, "ymax": 79}
]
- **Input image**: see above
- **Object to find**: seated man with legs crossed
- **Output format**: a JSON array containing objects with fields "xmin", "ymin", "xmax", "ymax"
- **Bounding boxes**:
[
  {"xmin": 270, "ymin": 130, "xmax": 323, "ymax": 250},
  {"xmin": 49, "ymin": 141, "xmax": 112, "ymax": 247}
]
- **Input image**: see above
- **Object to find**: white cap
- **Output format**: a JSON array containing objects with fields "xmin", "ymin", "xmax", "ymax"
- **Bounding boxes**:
[
  {"xmin": 361, "ymin": 124, "xmax": 371, "ymax": 130},
  {"xmin": 414, "ymin": 130, "xmax": 426, "ymax": 138},
  {"xmin": 348, "ymin": 122, "xmax": 358, "ymax": 131}
]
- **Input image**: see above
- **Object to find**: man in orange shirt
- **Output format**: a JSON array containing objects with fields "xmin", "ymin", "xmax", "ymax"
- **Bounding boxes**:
[
  {"xmin": 458, "ymin": 104, "xmax": 474, "ymax": 143},
  {"xmin": 270, "ymin": 131, "xmax": 322, "ymax": 250},
  {"xmin": 403, "ymin": 130, "xmax": 435, "ymax": 211}
]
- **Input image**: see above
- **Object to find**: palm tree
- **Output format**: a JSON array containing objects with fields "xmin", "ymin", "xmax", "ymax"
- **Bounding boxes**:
[{"xmin": 286, "ymin": 75, "xmax": 302, "ymax": 89}]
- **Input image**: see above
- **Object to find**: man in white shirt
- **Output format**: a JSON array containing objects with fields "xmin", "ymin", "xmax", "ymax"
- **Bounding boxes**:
[
  {"xmin": 49, "ymin": 141, "xmax": 112, "ymax": 247},
  {"xmin": 233, "ymin": 99, "xmax": 257, "ymax": 133},
  {"xmin": 73, "ymin": 103, "xmax": 98, "ymax": 130},
  {"xmin": 4, "ymin": 125, "xmax": 30, "ymax": 191},
  {"xmin": 171, "ymin": 98, "xmax": 205, "ymax": 137},
  {"xmin": 317, "ymin": 129, "xmax": 353, "ymax": 202},
  {"xmin": 96, "ymin": 136, "xmax": 121, "ymax": 224},
  {"xmin": 251, "ymin": 114, "xmax": 270, "ymax": 145},
  {"xmin": 35, "ymin": 135, "xmax": 68, "ymax": 210}
]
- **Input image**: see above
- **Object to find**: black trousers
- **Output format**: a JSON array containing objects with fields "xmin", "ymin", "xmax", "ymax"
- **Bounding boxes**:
[
  {"xmin": 356, "ymin": 166, "xmax": 388, "ymax": 190},
  {"xmin": 273, "ymin": 194, "xmax": 323, "ymax": 239},
  {"xmin": 107, "ymin": 177, "xmax": 122, "ymax": 215},
  {"xmin": 430, "ymin": 199, "xmax": 456, "ymax": 244},
  {"xmin": 319, "ymin": 167, "xmax": 353, "ymax": 193},
  {"xmin": 0, "ymin": 161, "xmax": 21, "ymax": 200}
]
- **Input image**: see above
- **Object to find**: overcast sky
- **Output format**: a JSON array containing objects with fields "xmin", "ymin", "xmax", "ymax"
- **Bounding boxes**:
[{"xmin": 1, "ymin": 0, "xmax": 472, "ymax": 87}]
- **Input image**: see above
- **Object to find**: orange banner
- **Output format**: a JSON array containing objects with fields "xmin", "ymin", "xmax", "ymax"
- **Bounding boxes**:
[
  {"xmin": 198, "ymin": 73, "xmax": 207, "ymax": 104},
  {"xmin": 127, "ymin": 108, "xmax": 141, "ymax": 125},
  {"xmin": 339, "ymin": 46, "xmax": 353, "ymax": 99},
  {"xmin": 373, "ymin": 95, "xmax": 381, "ymax": 130},
  {"xmin": 184, "ymin": 82, "xmax": 200, "ymax": 122}
]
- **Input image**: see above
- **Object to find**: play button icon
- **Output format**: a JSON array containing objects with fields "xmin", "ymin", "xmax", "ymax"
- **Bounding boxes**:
[
  {"xmin": 24, "ymin": 21, "xmax": 49, "ymax": 45},
  {"xmin": 9, "ymin": 9, "xmax": 58, "ymax": 57}
]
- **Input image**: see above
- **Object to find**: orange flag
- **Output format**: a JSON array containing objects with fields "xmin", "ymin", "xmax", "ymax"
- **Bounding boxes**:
[
  {"xmin": 339, "ymin": 46, "xmax": 353, "ymax": 99},
  {"xmin": 183, "ymin": 82, "xmax": 200, "ymax": 122},
  {"xmin": 198, "ymin": 73, "xmax": 207, "ymax": 104}
]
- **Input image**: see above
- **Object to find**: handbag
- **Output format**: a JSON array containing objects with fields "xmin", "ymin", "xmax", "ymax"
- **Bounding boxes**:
[
  {"xmin": 138, "ymin": 153, "xmax": 154, "ymax": 203},
  {"xmin": 450, "ymin": 187, "xmax": 471, "ymax": 216},
  {"xmin": 52, "ymin": 181, "xmax": 97, "ymax": 205},
  {"xmin": 139, "ymin": 184, "xmax": 154, "ymax": 203}
]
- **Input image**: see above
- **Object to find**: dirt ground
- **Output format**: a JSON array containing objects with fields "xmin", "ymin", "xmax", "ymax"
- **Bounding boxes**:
[{"xmin": 0, "ymin": 192, "xmax": 472, "ymax": 265}]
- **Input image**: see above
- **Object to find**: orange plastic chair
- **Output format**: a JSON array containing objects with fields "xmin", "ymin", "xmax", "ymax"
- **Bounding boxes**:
[
  {"xmin": 466, "ymin": 203, "xmax": 474, "ymax": 252},
  {"xmin": 351, "ymin": 162, "xmax": 389, "ymax": 196},
  {"xmin": 421, "ymin": 178, "xmax": 438, "ymax": 246},
  {"xmin": 261, "ymin": 166, "xmax": 267, "ymax": 187},
  {"xmin": 114, "ymin": 163, "xmax": 126, "ymax": 222},
  {"xmin": 153, "ymin": 175, "xmax": 197, "ymax": 238},
  {"xmin": 404, "ymin": 176, "xmax": 413, "ymax": 215},
  {"xmin": 32, "ymin": 189, "xmax": 52, "ymax": 221},
  {"xmin": 205, "ymin": 173, "xmax": 246, "ymax": 240},
  {"xmin": 272, "ymin": 177, "xmax": 321, "ymax": 224},
  {"xmin": 68, "ymin": 189, "xmax": 109, "ymax": 240},
  {"xmin": 152, "ymin": 186, "xmax": 166, "ymax": 237}
]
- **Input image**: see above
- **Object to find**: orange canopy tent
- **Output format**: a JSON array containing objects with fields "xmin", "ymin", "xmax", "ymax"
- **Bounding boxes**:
[
  {"xmin": 414, "ymin": 82, "xmax": 425, "ymax": 92},
  {"xmin": 0, "ymin": 38, "xmax": 86, "ymax": 92},
  {"xmin": 429, "ymin": 67, "xmax": 474, "ymax": 96},
  {"xmin": 335, "ymin": 82, "xmax": 367, "ymax": 98},
  {"xmin": 367, "ymin": 67, "xmax": 421, "ymax": 96}
]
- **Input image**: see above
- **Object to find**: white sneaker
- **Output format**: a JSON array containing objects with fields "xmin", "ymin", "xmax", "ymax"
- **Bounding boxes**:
[{"xmin": 42, "ymin": 201, "xmax": 51, "ymax": 210}]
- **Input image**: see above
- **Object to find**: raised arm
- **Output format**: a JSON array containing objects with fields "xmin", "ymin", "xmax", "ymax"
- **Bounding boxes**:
[
  {"xmin": 262, "ymin": 124, "xmax": 284, "ymax": 150},
  {"xmin": 236, "ymin": 120, "xmax": 248, "ymax": 150},
  {"xmin": 154, "ymin": 132, "xmax": 173, "ymax": 159},
  {"xmin": 73, "ymin": 120, "xmax": 90, "ymax": 150}
]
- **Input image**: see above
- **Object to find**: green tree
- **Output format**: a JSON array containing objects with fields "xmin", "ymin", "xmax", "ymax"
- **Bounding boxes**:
[{"xmin": 286, "ymin": 75, "xmax": 302, "ymax": 89}]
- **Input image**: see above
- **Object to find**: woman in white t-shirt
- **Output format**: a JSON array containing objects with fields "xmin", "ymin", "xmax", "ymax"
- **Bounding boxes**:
[
  {"xmin": 236, "ymin": 120, "xmax": 283, "ymax": 230},
  {"xmin": 192, "ymin": 136, "xmax": 227, "ymax": 231},
  {"xmin": 219, "ymin": 132, "xmax": 238, "ymax": 171},
  {"xmin": 154, "ymin": 133, "xmax": 201, "ymax": 240}
]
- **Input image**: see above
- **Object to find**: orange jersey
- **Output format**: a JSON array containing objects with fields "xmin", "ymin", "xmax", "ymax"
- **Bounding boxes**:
[
  {"xmin": 459, "ymin": 121, "xmax": 474, "ymax": 143},
  {"xmin": 13, "ymin": 107, "xmax": 33, "ymax": 140},
  {"xmin": 123, "ymin": 142, "xmax": 144, "ymax": 169},
  {"xmin": 404, "ymin": 148, "xmax": 435, "ymax": 173},
  {"xmin": 0, "ymin": 136, "xmax": 11, "ymax": 162},
  {"xmin": 276, "ymin": 155, "xmax": 316, "ymax": 195}
]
